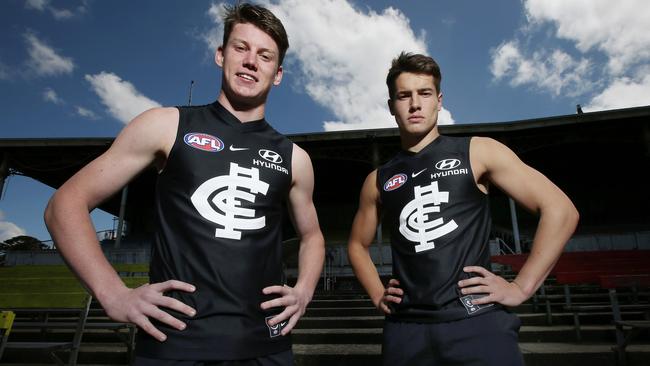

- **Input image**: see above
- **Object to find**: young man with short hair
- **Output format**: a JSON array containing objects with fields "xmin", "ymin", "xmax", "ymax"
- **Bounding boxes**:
[
  {"xmin": 45, "ymin": 3, "xmax": 324, "ymax": 365},
  {"xmin": 347, "ymin": 52, "xmax": 579, "ymax": 365}
]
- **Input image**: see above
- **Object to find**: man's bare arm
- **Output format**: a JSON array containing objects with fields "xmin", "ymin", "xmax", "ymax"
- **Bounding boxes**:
[
  {"xmin": 347, "ymin": 170, "xmax": 403, "ymax": 314},
  {"xmin": 44, "ymin": 107, "xmax": 196, "ymax": 341},
  {"xmin": 260, "ymin": 144, "xmax": 325, "ymax": 335},
  {"xmin": 459, "ymin": 137, "xmax": 579, "ymax": 306}
]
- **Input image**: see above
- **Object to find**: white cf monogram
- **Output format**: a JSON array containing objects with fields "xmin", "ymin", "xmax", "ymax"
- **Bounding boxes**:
[
  {"xmin": 399, "ymin": 181, "xmax": 458, "ymax": 253},
  {"xmin": 191, "ymin": 163, "xmax": 269, "ymax": 240}
]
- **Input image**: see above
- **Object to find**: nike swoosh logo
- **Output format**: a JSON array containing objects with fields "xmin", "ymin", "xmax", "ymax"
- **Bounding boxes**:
[
  {"xmin": 229, "ymin": 145, "xmax": 249, "ymax": 151},
  {"xmin": 412, "ymin": 168, "xmax": 427, "ymax": 178}
]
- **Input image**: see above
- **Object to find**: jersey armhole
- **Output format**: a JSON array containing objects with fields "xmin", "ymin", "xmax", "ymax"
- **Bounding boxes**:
[
  {"xmin": 468, "ymin": 136, "xmax": 489, "ymax": 196},
  {"xmin": 158, "ymin": 106, "xmax": 182, "ymax": 176}
]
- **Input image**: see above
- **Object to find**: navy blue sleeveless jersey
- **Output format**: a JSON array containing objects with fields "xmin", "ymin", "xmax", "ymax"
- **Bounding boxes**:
[
  {"xmin": 378, "ymin": 135, "xmax": 498, "ymax": 323},
  {"xmin": 136, "ymin": 101, "xmax": 293, "ymax": 360}
]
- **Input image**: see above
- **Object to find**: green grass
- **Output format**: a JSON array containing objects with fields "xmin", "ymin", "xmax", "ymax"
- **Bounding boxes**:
[
  {"xmin": 0, "ymin": 265, "xmax": 150, "ymax": 308},
  {"xmin": 0, "ymin": 264, "xmax": 149, "ymax": 278},
  {"xmin": 2, "ymin": 278, "xmax": 86, "ymax": 292},
  {"xmin": 0, "ymin": 292, "xmax": 90, "ymax": 309}
]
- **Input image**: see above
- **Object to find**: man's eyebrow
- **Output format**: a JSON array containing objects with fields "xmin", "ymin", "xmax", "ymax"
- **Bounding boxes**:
[
  {"xmin": 230, "ymin": 38, "xmax": 277, "ymax": 55},
  {"xmin": 230, "ymin": 37, "xmax": 247, "ymax": 45}
]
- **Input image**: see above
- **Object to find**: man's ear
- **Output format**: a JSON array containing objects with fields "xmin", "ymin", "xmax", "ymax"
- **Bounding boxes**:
[
  {"xmin": 273, "ymin": 65, "xmax": 283, "ymax": 86},
  {"xmin": 387, "ymin": 99, "xmax": 395, "ymax": 116},
  {"xmin": 437, "ymin": 93, "xmax": 443, "ymax": 111},
  {"xmin": 215, "ymin": 47, "xmax": 224, "ymax": 67}
]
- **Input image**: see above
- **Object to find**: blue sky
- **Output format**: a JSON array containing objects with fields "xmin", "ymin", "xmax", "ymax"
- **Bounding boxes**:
[{"xmin": 1, "ymin": 0, "xmax": 649, "ymax": 243}]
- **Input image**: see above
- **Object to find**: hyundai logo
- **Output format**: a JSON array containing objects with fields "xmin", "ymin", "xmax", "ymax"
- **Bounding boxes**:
[
  {"xmin": 259, "ymin": 149, "xmax": 283, "ymax": 164},
  {"xmin": 435, "ymin": 158, "xmax": 461, "ymax": 170}
]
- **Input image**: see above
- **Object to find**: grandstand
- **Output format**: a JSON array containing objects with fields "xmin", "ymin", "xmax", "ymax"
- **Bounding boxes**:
[
  {"xmin": 2, "ymin": 105, "xmax": 649, "ymax": 267},
  {"xmin": 1, "ymin": 105, "xmax": 649, "ymax": 364}
]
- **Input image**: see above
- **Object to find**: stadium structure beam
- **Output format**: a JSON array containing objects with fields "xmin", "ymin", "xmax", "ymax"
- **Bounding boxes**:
[{"xmin": 0, "ymin": 154, "xmax": 7, "ymax": 201}]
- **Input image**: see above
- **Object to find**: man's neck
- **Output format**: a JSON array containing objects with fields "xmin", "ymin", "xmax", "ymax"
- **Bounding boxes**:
[
  {"xmin": 217, "ymin": 93, "xmax": 266, "ymax": 123},
  {"xmin": 401, "ymin": 128, "xmax": 440, "ymax": 153}
]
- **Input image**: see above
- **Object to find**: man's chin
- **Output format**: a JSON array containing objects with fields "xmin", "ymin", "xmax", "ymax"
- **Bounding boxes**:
[{"xmin": 225, "ymin": 92, "xmax": 267, "ymax": 110}]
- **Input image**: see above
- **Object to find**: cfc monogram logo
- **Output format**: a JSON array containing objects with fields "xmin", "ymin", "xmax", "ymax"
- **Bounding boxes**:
[
  {"xmin": 399, "ymin": 181, "xmax": 459, "ymax": 253},
  {"xmin": 191, "ymin": 163, "xmax": 269, "ymax": 240}
]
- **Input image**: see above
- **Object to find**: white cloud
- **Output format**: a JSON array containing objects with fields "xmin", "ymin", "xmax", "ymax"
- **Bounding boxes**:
[
  {"xmin": 85, "ymin": 72, "xmax": 161, "ymax": 124},
  {"xmin": 25, "ymin": 33, "xmax": 75, "ymax": 76},
  {"xmin": 490, "ymin": 41, "xmax": 594, "ymax": 97},
  {"xmin": 25, "ymin": 0, "xmax": 49, "ymax": 11},
  {"xmin": 43, "ymin": 87, "xmax": 63, "ymax": 104},
  {"xmin": 0, "ymin": 61, "xmax": 10, "ymax": 80},
  {"xmin": 50, "ymin": 7, "xmax": 74, "ymax": 20},
  {"xmin": 25, "ymin": 0, "xmax": 88, "ymax": 20},
  {"xmin": 75, "ymin": 106, "xmax": 98, "ymax": 119},
  {"xmin": 585, "ymin": 74, "xmax": 650, "ymax": 112},
  {"xmin": 525, "ymin": 0, "xmax": 650, "ymax": 76},
  {"xmin": 204, "ymin": 0, "xmax": 454, "ymax": 131},
  {"xmin": 203, "ymin": 3, "xmax": 227, "ymax": 54},
  {"xmin": 491, "ymin": 0, "xmax": 650, "ymax": 111},
  {"xmin": 0, "ymin": 210, "xmax": 26, "ymax": 242}
]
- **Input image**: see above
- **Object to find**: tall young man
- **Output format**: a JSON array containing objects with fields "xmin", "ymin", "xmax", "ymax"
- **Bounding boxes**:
[
  {"xmin": 45, "ymin": 3, "xmax": 324, "ymax": 365},
  {"xmin": 347, "ymin": 52, "xmax": 579, "ymax": 365}
]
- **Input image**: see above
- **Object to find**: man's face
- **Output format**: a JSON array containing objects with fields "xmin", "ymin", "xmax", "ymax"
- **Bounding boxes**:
[
  {"xmin": 216, "ymin": 22, "xmax": 283, "ymax": 107},
  {"xmin": 388, "ymin": 72, "xmax": 442, "ymax": 136}
]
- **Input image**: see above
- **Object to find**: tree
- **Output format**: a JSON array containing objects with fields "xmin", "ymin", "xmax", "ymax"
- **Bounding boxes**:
[{"xmin": 0, "ymin": 235, "xmax": 47, "ymax": 251}]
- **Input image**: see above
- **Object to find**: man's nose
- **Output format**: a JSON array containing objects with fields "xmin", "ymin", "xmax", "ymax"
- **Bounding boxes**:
[
  {"xmin": 243, "ymin": 51, "xmax": 258, "ymax": 71},
  {"xmin": 409, "ymin": 95, "xmax": 421, "ymax": 111}
]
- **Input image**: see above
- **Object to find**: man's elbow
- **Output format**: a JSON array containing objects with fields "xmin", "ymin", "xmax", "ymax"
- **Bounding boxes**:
[
  {"xmin": 44, "ymin": 191, "xmax": 74, "ymax": 232},
  {"xmin": 43, "ymin": 195, "xmax": 58, "ymax": 230},
  {"xmin": 566, "ymin": 203, "xmax": 580, "ymax": 232},
  {"xmin": 347, "ymin": 239, "xmax": 367, "ymax": 264}
]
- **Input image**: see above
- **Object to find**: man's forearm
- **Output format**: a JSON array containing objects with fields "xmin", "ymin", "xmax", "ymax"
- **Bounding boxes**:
[
  {"xmin": 294, "ymin": 232, "xmax": 325, "ymax": 298},
  {"xmin": 348, "ymin": 243, "xmax": 385, "ymax": 306},
  {"xmin": 45, "ymin": 195, "xmax": 127, "ymax": 304},
  {"xmin": 514, "ymin": 204, "xmax": 579, "ymax": 298}
]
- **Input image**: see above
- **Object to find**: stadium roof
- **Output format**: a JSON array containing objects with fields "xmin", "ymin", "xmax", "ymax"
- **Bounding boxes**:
[{"xmin": 2, "ymin": 105, "xmax": 649, "ymax": 238}]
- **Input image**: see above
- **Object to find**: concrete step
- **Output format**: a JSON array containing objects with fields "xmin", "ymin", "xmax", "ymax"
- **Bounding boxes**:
[
  {"xmin": 295, "ymin": 316, "xmax": 384, "ymax": 329},
  {"xmin": 308, "ymin": 298, "xmax": 374, "ymax": 308},
  {"xmin": 292, "ymin": 343, "xmax": 650, "ymax": 366},
  {"xmin": 3, "ymin": 339, "xmax": 649, "ymax": 366},
  {"xmin": 291, "ymin": 325, "xmax": 648, "ymax": 344},
  {"xmin": 304, "ymin": 306, "xmax": 378, "ymax": 317},
  {"xmin": 295, "ymin": 312, "xmax": 643, "ymax": 329},
  {"xmin": 0, "ymin": 343, "xmax": 130, "ymax": 365}
]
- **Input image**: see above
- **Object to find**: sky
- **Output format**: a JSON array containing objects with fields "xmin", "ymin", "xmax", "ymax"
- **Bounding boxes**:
[{"xmin": 1, "ymin": 0, "xmax": 650, "ymax": 243}]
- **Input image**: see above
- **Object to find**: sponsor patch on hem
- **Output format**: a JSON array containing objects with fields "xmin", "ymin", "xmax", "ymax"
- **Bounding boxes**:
[
  {"xmin": 459, "ymin": 294, "xmax": 494, "ymax": 315},
  {"xmin": 265, "ymin": 315, "xmax": 288, "ymax": 338}
]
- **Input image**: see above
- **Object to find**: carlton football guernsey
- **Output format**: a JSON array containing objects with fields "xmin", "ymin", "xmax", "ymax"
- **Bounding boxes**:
[
  {"xmin": 136, "ymin": 101, "xmax": 293, "ymax": 360},
  {"xmin": 378, "ymin": 135, "xmax": 498, "ymax": 323}
]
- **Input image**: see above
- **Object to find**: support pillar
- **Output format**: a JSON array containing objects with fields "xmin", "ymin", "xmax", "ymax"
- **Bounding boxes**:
[
  {"xmin": 0, "ymin": 154, "xmax": 8, "ymax": 200},
  {"xmin": 372, "ymin": 142, "xmax": 384, "ymax": 267},
  {"xmin": 509, "ymin": 197, "xmax": 522, "ymax": 253},
  {"xmin": 114, "ymin": 186, "xmax": 129, "ymax": 249}
]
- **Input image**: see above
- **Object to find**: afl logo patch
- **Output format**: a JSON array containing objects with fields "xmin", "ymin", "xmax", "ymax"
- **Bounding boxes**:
[
  {"xmin": 384, "ymin": 173, "xmax": 407, "ymax": 191},
  {"xmin": 184, "ymin": 133, "xmax": 224, "ymax": 152},
  {"xmin": 435, "ymin": 158, "xmax": 461, "ymax": 170}
]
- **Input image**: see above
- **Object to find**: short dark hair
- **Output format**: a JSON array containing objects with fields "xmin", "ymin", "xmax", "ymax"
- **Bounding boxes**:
[
  {"xmin": 386, "ymin": 52, "xmax": 441, "ymax": 99},
  {"xmin": 222, "ymin": 3, "xmax": 289, "ymax": 66}
]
